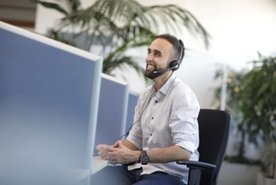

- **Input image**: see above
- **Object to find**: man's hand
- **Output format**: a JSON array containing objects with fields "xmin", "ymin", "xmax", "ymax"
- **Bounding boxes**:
[{"xmin": 96, "ymin": 140, "xmax": 140, "ymax": 164}]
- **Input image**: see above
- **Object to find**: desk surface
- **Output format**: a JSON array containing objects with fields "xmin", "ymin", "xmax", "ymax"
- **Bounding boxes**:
[{"xmin": 91, "ymin": 156, "xmax": 108, "ymax": 175}]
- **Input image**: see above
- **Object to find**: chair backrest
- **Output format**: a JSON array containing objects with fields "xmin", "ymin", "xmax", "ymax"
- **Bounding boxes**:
[{"xmin": 198, "ymin": 109, "xmax": 230, "ymax": 185}]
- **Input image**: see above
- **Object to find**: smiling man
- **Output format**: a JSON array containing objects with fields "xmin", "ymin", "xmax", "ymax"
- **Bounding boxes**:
[{"xmin": 93, "ymin": 34, "xmax": 200, "ymax": 185}]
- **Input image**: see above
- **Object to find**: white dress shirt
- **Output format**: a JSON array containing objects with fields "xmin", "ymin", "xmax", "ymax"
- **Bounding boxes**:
[{"xmin": 127, "ymin": 73, "xmax": 200, "ymax": 184}]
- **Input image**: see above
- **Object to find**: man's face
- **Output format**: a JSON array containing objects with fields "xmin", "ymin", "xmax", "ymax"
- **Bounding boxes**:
[{"xmin": 145, "ymin": 38, "xmax": 173, "ymax": 78}]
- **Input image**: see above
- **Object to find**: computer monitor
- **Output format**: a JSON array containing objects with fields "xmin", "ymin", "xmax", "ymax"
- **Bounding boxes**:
[
  {"xmin": 94, "ymin": 74, "xmax": 129, "ymax": 148},
  {"xmin": 0, "ymin": 21, "xmax": 102, "ymax": 185}
]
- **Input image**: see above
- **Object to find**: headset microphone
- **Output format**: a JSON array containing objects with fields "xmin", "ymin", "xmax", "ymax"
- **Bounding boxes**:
[
  {"xmin": 149, "ymin": 59, "xmax": 179, "ymax": 77},
  {"xmin": 152, "ymin": 67, "xmax": 169, "ymax": 74},
  {"xmin": 147, "ymin": 66, "xmax": 171, "ymax": 79}
]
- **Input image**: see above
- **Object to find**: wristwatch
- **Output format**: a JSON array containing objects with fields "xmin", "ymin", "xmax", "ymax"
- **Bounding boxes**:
[{"xmin": 139, "ymin": 150, "xmax": 149, "ymax": 165}]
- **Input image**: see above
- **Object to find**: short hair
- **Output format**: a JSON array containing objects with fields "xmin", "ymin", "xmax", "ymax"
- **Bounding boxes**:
[{"xmin": 155, "ymin": 34, "xmax": 185, "ymax": 63}]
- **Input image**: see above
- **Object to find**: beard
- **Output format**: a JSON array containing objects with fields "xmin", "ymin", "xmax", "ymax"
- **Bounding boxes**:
[{"xmin": 144, "ymin": 65, "xmax": 168, "ymax": 79}]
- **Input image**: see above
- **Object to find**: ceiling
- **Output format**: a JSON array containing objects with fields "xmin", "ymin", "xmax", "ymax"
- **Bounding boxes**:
[{"xmin": 0, "ymin": 0, "xmax": 37, "ymax": 28}]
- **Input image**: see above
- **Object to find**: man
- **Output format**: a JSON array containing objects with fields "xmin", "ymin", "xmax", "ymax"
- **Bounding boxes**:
[{"xmin": 93, "ymin": 34, "xmax": 200, "ymax": 185}]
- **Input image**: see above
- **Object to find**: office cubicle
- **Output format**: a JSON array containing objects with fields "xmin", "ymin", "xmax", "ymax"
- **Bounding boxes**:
[
  {"xmin": 0, "ymin": 21, "xmax": 102, "ymax": 185},
  {"xmin": 124, "ymin": 91, "xmax": 139, "ymax": 135},
  {"xmin": 94, "ymin": 74, "xmax": 129, "ymax": 147}
]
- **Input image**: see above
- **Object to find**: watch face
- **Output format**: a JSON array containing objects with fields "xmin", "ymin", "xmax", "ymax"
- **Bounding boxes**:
[{"xmin": 140, "ymin": 151, "xmax": 149, "ymax": 165}]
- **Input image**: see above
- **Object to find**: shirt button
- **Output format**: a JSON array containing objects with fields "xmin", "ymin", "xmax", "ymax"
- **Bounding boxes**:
[
  {"xmin": 151, "ymin": 117, "xmax": 154, "ymax": 119},
  {"xmin": 155, "ymin": 100, "xmax": 158, "ymax": 103}
]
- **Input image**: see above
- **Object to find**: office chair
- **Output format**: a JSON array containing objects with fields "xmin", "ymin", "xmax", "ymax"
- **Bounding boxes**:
[{"xmin": 177, "ymin": 109, "xmax": 230, "ymax": 185}]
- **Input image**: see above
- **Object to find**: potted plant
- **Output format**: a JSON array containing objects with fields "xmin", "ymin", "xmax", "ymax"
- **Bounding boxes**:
[
  {"xmin": 214, "ymin": 54, "xmax": 276, "ymax": 185},
  {"xmin": 238, "ymin": 54, "xmax": 276, "ymax": 185}
]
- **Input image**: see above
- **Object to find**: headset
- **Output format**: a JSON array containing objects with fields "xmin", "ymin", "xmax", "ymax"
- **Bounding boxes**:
[
  {"xmin": 150, "ymin": 39, "xmax": 185, "ymax": 77},
  {"xmin": 168, "ymin": 39, "xmax": 185, "ymax": 71}
]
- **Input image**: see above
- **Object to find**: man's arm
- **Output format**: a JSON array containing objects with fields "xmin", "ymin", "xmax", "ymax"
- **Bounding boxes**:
[
  {"xmin": 99, "ymin": 140, "xmax": 191, "ymax": 164},
  {"xmin": 146, "ymin": 145, "xmax": 191, "ymax": 163},
  {"xmin": 119, "ymin": 139, "xmax": 139, "ymax": 151}
]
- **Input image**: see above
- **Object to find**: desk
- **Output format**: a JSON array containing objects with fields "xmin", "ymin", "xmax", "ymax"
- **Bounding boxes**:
[{"xmin": 91, "ymin": 156, "xmax": 108, "ymax": 174}]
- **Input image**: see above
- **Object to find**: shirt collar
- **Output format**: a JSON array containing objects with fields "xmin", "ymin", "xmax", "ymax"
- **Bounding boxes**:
[
  {"xmin": 148, "ymin": 73, "xmax": 177, "ymax": 97},
  {"xmin": 159, "ymin": 73, "xmax": 176, "ymax": 95}
]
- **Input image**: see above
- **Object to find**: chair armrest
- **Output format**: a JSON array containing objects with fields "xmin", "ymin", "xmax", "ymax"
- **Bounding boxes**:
[
  {"xmin": 176, "ymin": 160, "xmax": 216, "ymax": 170},
  {"xmin": 176, "ymin": 161, "xmax": 216, "ymax": 185}
]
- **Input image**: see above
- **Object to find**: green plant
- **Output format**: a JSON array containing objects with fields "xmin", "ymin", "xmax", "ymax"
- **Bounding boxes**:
[
  {"xmin": 32, "ymin": 0, "xmax": 210, "ymax": 80},
  {"xmin": 238, "ymin": 54, "xmax": 276, "ymax": 143},
  {"xmin": 238, "ymin": 54, "xmax": 276, "ymax": 175},
  {"xmin": 213, "ymin": 54, "xmax": 276, "ymax": 166}
]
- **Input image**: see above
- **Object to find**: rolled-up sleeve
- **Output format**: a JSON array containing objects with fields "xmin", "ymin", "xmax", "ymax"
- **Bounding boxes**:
[
  {"xmin": 127, "ymin": 121, "xmax": 142, "ymax": 149},
  {"xmin": 169, "ymin": 89, "xmax": 200, "ymax": 154}
]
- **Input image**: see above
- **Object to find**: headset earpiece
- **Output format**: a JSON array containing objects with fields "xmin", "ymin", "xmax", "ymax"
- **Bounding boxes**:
[
  {"xmin": 169, "ymin": 60, "xmax": 179, "ymax": 71},
  {"xmin": 169, "ymin": 39, "xmax": 185, "ymax": 71}
]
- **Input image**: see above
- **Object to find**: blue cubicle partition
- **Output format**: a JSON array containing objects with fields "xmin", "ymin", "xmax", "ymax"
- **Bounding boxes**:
[
  {"xmin": 124, "ymin": 91, "xmax": 139, "ymax": 135},
  {"xmin": 0, "ymin": 21, "xmax": 102, "ymax": 185},
  {"xmin": 94, "ymin": 74, "xmax": 129, "ymax": 147}
]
